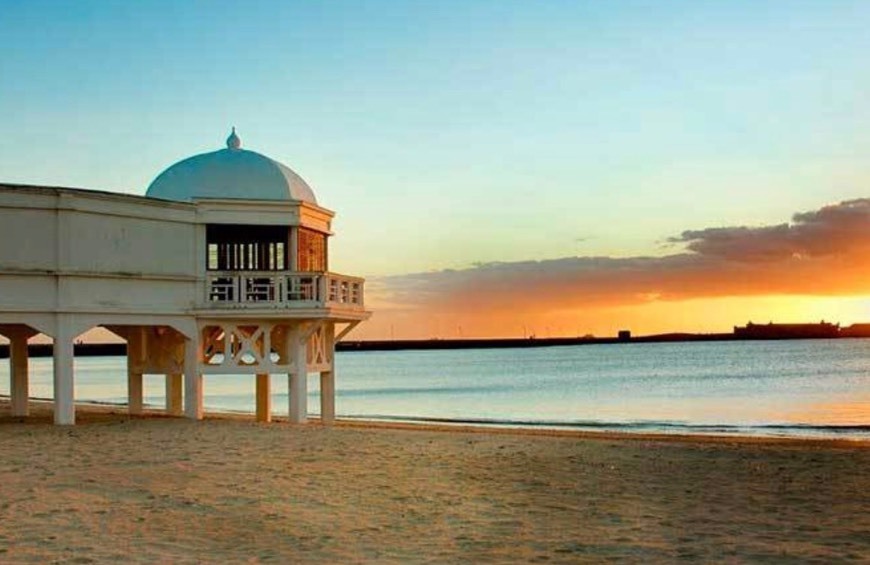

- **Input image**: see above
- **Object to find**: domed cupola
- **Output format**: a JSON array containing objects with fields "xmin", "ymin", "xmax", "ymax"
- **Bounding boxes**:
[{"xmin": 146, "ymin": 129, "xmax": 317, "ymax": 204}]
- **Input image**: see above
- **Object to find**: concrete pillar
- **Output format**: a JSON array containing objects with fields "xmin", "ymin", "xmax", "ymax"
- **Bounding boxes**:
[
  {"xmin": 53, "ymin": 319, "xmax": 76, "ymax": 425},
  {"xmin": 320, "ymin": 322, "xmax": 335, "ymax": 425},
  {"xmin": 9, "ymin": 336, "xmax": 30, "ymax": 417},
  {"xmin": 127, "ymin": 327, "xmax": 144, "ymax": 415},
  {"xmin": 128, "ymin": 371, "xmax": 144, "ymax": 415},
  {"xmin": 256, "ymin": 373, "xmax": 271, "ymax": 423},
  {"xmin": 184, "ymin": 336, "xmax": 203, "ymax": 420},
  {"xmin": 288, "ymin": 327, "xmax": 307, "ymax": 423},
  {"xmin": 320, "ymin": 371, "xmax": 335, "ymax": 425},
  {"xmin": 165, "ymin": 373, "xmax": 183, "ymax": 416}
]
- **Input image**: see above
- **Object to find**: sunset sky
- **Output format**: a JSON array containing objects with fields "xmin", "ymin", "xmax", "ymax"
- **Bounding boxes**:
[{"xmin": 2, "ymin": 1, "xmax": 869, "ymax": 339}]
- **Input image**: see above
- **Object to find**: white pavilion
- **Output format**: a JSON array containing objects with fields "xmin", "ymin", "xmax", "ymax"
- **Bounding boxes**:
[{"xmin": 0, "ymin": 129, "xmax": 370, "ymax": 425}]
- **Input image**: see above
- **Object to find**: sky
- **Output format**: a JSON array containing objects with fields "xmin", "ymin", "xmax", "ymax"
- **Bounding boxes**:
[{"xmin": 1, "ymin": 0, "xmax": 869, "ymax": 339}]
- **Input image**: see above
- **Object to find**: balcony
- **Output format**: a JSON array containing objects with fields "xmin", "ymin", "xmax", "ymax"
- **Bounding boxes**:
[{"xmin": 204, "ymin": 271, "xmax": 365, "ymax": 311}]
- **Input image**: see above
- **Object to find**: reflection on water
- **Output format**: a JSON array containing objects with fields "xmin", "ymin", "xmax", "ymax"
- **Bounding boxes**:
[
  {"xmin": 1, "ymin": 338, "xmax": 869, "ymax": 438},
  {"xmin": 781, "ymin": 396, "xmax": 870, "ymax": 426}
]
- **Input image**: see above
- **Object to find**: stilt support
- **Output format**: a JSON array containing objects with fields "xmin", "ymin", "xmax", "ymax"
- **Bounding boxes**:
[
  {"xmin": 166, "ymin": 373, "xmax": 183, "ymax": 416},
  {"xmin": 9, "ymin": 336, "xmax": 30, "ymax": 417},
  {"xmin": 128, "ymin": 372, "xmax": 143, "ymax": 415},
  {"xmin": 320, "ymin": 371, "xmax": 335, "ymax": 425},
  {"xmin": 288, "ymin": 327, "xmax": 307, "ymax": 423},
  {"xmin": 127, "ymin": 326, "xmax": 144, "ymax": 415},
  {"xmin": 53, "ymin": 319, "xmax": 76, "ymax": 425},
  {"xmin": 256, "ymin": 373, "xmax": 271, "ymax": 423},
  {"xmin": 184, "ymin": 336, "xmax": 203, "ymax": 420},
  {"xmin": 288, "ymin": 372, "xmax": 307, "ymax": 424}
]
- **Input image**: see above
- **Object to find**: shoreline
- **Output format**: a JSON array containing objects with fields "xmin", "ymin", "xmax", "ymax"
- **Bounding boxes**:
[{"xmin": 4, "ymin": 397, "xmax": 868, "ymax": 449}]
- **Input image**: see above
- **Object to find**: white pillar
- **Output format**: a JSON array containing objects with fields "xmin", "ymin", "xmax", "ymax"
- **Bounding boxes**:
[
  {"xmin": 320, "ymin": 322, "xmax": 335, "ymax": 425},
  {"xmin": 320, "ymin": 371, "xmax": 335, "ymax": 425},
  {"xmin": 184, "ymin": 336, "xmax": 203, "ymax": 420},
  {"xmin": 9, "ymin": 335, "xmax": 29, "ymax": 417},
  {"xmin": 165, "ymin": 373, "xmax": 183, "ymax": 416},
  {"xmin": 127, "ymin": 327, "xmax": 144, "ymax": 415},
  {"xmin": 288, "ymin": 327, "xmax": 307, "ymax": 423},
  {"xmin": 256, "ymin": 373, "xmax": 271, "ymax": 423},
  {"xmin": 53, "ymin": 319, "xmax": 76, "ymax": 425}
]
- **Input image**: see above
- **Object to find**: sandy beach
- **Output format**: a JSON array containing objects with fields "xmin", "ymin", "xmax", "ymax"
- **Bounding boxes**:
[{"xmin": 1, "ymin": 401, "xmax": 869, "ymax": 563}]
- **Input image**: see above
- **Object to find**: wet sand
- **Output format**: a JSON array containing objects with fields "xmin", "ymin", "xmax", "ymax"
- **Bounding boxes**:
[{"xmin": 1, "ymin": 400, "xmax": 869, "ymax": 563}]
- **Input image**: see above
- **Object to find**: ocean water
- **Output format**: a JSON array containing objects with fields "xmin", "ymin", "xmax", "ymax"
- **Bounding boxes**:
[{"xmin": 2, "ymin": 339, "xmax": 869, "ymax": 439}]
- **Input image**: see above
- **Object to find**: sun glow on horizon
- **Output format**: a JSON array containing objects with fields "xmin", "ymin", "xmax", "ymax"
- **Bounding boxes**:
[{"xmin": 352, "ymin": 294, "xmax": 870, "ymax": 341}]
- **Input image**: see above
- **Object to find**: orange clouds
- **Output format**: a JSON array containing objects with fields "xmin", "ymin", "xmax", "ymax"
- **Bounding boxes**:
[{"xmin": 364, "ymin": 198, "xmax": 870, "ymax": 337}]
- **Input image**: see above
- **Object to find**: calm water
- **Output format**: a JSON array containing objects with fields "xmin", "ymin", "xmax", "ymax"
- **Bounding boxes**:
[{"xmin": 2, "ymin": 339, "xmax": 869, "ymax": 439}]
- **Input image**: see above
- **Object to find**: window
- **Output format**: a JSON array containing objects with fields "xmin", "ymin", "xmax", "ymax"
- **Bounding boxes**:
[
  {"xmin": 206, "ymin": 225, "xmax": 289, "ymax": 271},
  {"xmin": 297, "ymin": 228, "xmax": 327, "ymax": 272}
]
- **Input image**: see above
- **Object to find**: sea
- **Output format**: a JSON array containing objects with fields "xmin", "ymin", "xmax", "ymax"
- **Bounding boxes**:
[{"xmin": 2, "ymin": 339, "xmax": 869, "ymax": 440}]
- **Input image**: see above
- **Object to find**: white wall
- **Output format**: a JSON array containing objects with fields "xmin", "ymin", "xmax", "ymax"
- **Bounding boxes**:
[
  {"xmin": 0, "ymin": 208, "xmax": 58, "ymax": 270},
  {"xmin": 0, "ymin": 187, "xmax": 199, "ymax": 316},
  {"xmin": 65, "ymin": 212, "xmax": 196, "ymax": 276},
  {"xmin": 60, "ymin": 277, "xmax": 197, "ymax": 312},
  {"xmin": 0, "ymin": 275, "xmax": 57, "ymax": 310}
]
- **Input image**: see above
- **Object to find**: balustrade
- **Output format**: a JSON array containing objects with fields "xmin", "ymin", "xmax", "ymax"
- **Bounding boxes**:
[{"xmin": 205, "ymin": 271, "xmax": 364, "ymax": 309}]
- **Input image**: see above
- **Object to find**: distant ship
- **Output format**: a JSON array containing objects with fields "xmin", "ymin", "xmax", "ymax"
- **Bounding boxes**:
[{"xmin": 733, "ymin": 321, "xmax": 840, "ymax": 339}]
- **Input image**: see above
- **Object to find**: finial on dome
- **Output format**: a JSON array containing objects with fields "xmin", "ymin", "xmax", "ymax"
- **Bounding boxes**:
[{"xmin": 226, "ymin": 127, "xmax": 241, "ymax": 150}]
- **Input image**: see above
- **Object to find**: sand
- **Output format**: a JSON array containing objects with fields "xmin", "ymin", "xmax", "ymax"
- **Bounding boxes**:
[{"xmin": 1, "ymin": 401, "xmax": 869, "ymax": 563}]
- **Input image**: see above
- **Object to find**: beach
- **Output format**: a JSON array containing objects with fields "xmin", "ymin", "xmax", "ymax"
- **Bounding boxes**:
[{"xmin": 1, "ymin": 401, "xmax": 869, "ymax": 563}]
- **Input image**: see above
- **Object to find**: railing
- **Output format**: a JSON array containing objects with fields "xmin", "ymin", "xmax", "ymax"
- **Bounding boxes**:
[{"xmin": 204, "ymin": 271, "xmax": 365, "ymax": 309}]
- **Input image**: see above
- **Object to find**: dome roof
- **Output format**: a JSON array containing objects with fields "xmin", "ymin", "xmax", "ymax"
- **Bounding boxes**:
[{"xmin": 146, "ymin": 129, "xmax": 317, "ymax": 204}]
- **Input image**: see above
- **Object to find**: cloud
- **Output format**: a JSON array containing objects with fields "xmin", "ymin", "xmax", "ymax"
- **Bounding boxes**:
[
  {"xmin": 669, "ymin": 198, "xmax": 870, "ymax": 261},
  {"xmin": 374, "ymin": 198, "xmax": 870, "ymax": 313}
]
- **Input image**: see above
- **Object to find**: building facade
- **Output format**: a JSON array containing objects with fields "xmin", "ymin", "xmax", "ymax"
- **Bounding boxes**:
[{"xmin": 0, "ymin": 130, "xmax": 369, "ymax": 425}]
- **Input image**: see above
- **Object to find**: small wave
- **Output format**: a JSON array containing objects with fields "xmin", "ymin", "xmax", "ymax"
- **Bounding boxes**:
[
  {"xmin": 337, "ymin": 414, "xmax": 870, "ymax": 439},
  {"xmin": 338, "ymin": 384, "xmax": 520, "ymax": 397}
]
